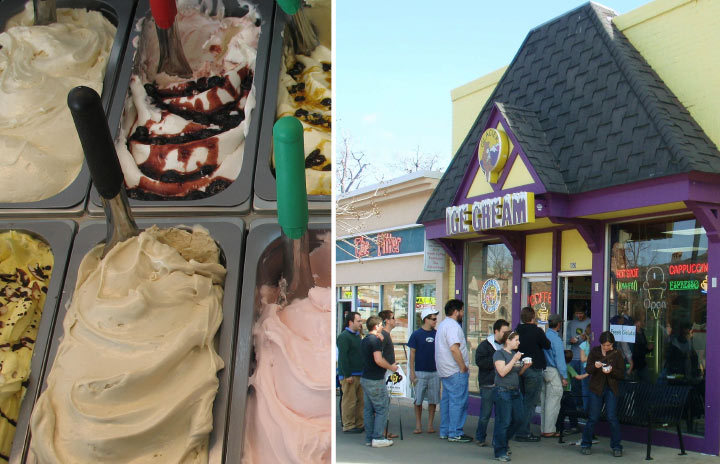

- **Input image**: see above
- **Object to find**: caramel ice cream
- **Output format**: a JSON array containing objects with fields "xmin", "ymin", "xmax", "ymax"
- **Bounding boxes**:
[
  {"xmin": 30, "ymin": 226, "xmax": 225, "ymax": 463},
  {"xmin": 0, "ymin": 5, "xmax": 116, "ymax": 202}
]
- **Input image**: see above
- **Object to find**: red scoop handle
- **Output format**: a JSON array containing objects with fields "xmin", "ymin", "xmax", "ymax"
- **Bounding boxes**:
[{"xmin": 150, "ymin": 0, "xmax": 177, "ymax": 29}]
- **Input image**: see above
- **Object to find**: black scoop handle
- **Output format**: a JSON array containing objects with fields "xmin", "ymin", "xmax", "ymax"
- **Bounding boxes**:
[{"xmin": 67, "ymin": 86, "xmax": 124, "ymax": 200}]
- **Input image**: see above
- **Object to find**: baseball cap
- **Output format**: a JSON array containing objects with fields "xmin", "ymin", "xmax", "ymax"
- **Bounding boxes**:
[
  {"xmin": 421, "ymin": 307, "xmax": 439, "ymax": 320},
  {"xmin": 548, "ymin": 313, "xmax": 564, "ymax": 324}
]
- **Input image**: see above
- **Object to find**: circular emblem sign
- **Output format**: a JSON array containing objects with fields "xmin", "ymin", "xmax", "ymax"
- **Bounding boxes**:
[
  {"xmin": 481, "ymin": 279, "xmax": 502, "ymax": 314},
  {"xmin": 478, "ymin": 128, "xmax": 509, "ymax": 183}
]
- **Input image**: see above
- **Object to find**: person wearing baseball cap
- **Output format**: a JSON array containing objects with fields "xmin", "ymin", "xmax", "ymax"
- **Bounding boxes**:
[
  {"xmin": 407, "ymin": 307, "xmax": 440, "ymax": 434},
  {"xmin": 541, "ymin": 313, "xmax": 568, "ymax": 437}
]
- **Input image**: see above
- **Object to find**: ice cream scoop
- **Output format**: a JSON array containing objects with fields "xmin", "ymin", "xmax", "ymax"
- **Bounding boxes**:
[
  {"xmin": 33, "ymin": 0, "xmax": 56, "ymax": 25},
  {"xmin": 150, "ymin": 0, "xmax": 192, "ymax": 78},
  {"xmin": 67, "ymin": 87, "xmax": 139, "ymax": 256},
  {"xmin": 274, "ymin": 116, "xmax": 313, "ymax": 305},
  {"xmin": 276, "ymin": 0, "xmax": 318, "ymax": 55}
]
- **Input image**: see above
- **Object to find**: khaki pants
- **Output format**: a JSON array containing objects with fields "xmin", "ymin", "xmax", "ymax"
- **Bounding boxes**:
[
  {"xmin": 341, "ymin": 376, "xmax": 364, "ymax": 430},
  {"xmin": 540, "ymin": 367, "xmax": 564, "ymax": 434}
]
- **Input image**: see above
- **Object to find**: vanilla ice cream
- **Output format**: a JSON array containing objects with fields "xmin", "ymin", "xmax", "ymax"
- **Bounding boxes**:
[
  {"xmin": 30, "ymin": 226, "xmax": 225, "ymax": 463},
  {"xmin": 0, "ymin": 5, "xmax": 116, "ymax": 202},
  {"xmin": 115, "ymin": 3, "xmax": 261, "ymax": 200}
]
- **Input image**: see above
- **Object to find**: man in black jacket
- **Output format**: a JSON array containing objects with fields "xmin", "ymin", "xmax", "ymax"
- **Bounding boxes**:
[
  {"xmin": 474, "ymin": 319, "xmax": 510, "ymax": 446},
  {"xmin": 515, "ymin": 306, "xmax": 550, "ymax": 441}
]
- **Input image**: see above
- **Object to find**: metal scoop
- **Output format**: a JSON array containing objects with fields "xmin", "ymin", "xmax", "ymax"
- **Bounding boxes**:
[
  {"xmin": 150, "ymin": 0, "xmax": 192, "ymax": 78},
  {"xmin": 276, "ymin": 0, "xmax": 319, "ymax": 56},
  {"xmin": 33, "ymin": 0, "xmax": 56, "ymax": 25},
  {"xmin": 67, "ymin": 87, "xmax": 139, "ymax": 257},
  {"xmin": 274, "ymin": 116, "xmax": 314, "ymax": 305}
]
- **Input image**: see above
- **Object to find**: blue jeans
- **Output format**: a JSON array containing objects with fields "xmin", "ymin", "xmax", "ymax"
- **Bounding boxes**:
[
  {"xmin": 493, "ymin": 387, "xmax": 524, "ymax": 458},
  {"xmin": 581, "ymin": 386, "xmax": 622, "ymax": 451},
  {"xmin": 439, "ymin": 372, "xmax": 469, "ymax": 438},
  {"xmin": 360, "ymin": 377, "xmax": 389, "ymax": 444},
  {"xmin": 570, "ymin": 360, "xmax": 589, "ymax": 410},
  {"xmin": 475, "ymin": 386, "xmax": 495, "ymax": 442},
  {"xmin": 517, "ymin": 367, "xmax": 542, "ymax": 437}
]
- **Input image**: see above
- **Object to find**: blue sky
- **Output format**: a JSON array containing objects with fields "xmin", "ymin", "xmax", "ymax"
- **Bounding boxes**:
[{"xmin": 337, "ymin": 0, "xmax": 650, "ymax": 187}]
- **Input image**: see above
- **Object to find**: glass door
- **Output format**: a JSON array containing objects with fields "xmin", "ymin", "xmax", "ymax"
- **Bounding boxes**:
[
  {"xmin": 558, "ymin": 273, "xmax": 592, "ymax": 345},
  {"xmin": 522, "ymin": 274, "xmax": 552, "ymax": 331}
]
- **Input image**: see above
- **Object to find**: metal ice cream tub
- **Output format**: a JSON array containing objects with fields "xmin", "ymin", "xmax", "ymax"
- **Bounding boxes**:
[
  {"xmin": 225, "ymin": 218, "xmax": 329, "ymax": 460},
  {"xmin": 253, "ymin": 4, "xmax": 331, "ymax": 212},
  {"xmin": 0, "ymin": 0, "xmax": 136, "ymax": 216},
  {"xmin": 18, "ymin": 217, "xmax": 244, "ymax": 464},
  {"xmin": 88, "ymin": 0, "xmax": 274, "ymax": 216},
  {"xmin": 0, "ymin": 220, "xmax": 76, "ymax": 464}
]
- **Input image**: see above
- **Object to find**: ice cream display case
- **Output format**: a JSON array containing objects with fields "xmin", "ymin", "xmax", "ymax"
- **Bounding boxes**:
[
  {"xmin": 0, "ymin": 0, "xmax": 136, "ymax": 215},
  {"xmin": 88, "ymin": 0, "xmax": 274, "ymax": 216},
  {"xmin": 253, "ymin": 0, "xmax": 331, "ymax": 212},
  {"xmin": 227, "ymin": 218, "xmax": 331, "ymax": 463},
  {"xmin": 17, "ymin": 217, "xmax": 244, "ymax": 464},
  {"xmin": 0, "ymin": 220, "xmax": 76, "ymax": 464}
]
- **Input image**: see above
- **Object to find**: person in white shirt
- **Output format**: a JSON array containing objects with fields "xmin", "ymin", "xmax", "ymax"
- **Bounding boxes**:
[{"xmin": 434, "ymin": 299, "xmax": 473, "ymax": 443}]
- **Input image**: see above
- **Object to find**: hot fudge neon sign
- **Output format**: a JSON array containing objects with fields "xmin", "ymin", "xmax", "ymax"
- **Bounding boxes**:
[{"xmin": 445, "ymin": 192, "xmax": 535, "ymax": 235}]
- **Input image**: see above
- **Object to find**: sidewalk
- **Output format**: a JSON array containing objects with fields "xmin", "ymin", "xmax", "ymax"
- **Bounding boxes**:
[{"xmin": 336, "ymin": 397, "xmax": 717, "ymax": 463}]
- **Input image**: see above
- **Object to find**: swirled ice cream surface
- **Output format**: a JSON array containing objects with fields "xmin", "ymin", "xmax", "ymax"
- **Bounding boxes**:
[
  {"xmin": 30, "ymin": 226, "xmax": 225, "ymax": 463},
  {"xmin": 0, "ymin": 6, "xmax": 116, "ymax": 202}
]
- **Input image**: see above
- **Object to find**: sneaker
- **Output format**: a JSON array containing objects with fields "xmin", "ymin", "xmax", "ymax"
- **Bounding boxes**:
[
  {"xmin": 581, "ymin": 448, "xmax": 592, "ymax": 455},
  {"xmin": 364, "ymin": 442, "xmax": 371, "ymax": 447},
  {"xmin": 371, "ymin": 438, "xmax": 393, "ymax": 448},
  {"xmin": 613, "ymin": 449, "xmax": 623, "ymax": 457},
  {"xmin": 494, "ymin": 456, "xmax": 511, "ymax": 462},
  {"xmin": 448, "ymin": 434, "xmax": 473, "ymax": 443},
  {"xmin": 439, "ymin": 435, "xmax": 448, "ymax": 440},
  {"xmin": 573, "ymin": 438, "xmax": 599, "ymax": 446}
]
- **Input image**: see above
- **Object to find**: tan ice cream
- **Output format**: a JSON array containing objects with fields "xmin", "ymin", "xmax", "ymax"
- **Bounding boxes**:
[
  {"xmin": 30, "ymin": 226, "xmax": 225, "ymax": 463},
  {"xmin": 0, "ymin": 231, "xmax": 53, "ymax": 463},
  {"xmin": 115, "ymin": 4, "xmax": 260, "ymax": 200},
  {"xmin": 274, "ymin": 0, "xmax": 331, "ymax": 196},
  {"xmin": 0, "ymin": 5, "xmax": 116, "ymax": 202},
  {"xmin": 242, "ymin": 233, "xmax": 331, "ymax": 463}
]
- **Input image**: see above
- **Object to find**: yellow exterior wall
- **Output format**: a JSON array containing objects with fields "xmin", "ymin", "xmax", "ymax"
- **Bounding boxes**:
[
  {"xmin": 447, "ymin": 257, "xmax": 456, "ymax": 298},
  {"xmin": 501, "ymin": 156, "xmax": 535, "ymax": 189},
  {"xmin": 525, "ymin": 233, "xmax": 553, "ymax": 273},
  {"xmin": 614, "ymin": 0, "xmax": 720, "ymax": 145},
  {"xmin": 451, "ymin": 67, "xmax": 507, "ymax": 154},
  {"xmin": 561, "ymin": 230, "xmax": 592, "ymax": 271}
]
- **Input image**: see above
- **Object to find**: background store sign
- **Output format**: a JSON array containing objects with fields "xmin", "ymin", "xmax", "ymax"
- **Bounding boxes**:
[
  {"xmin": 424, "ymin": 238, "xmax": 445, "ymax": 272},
  {"xmin": 415, "ymin": 296, "xmax": 436, "ymax": 310},
  {"xmin": 481, "ymin": 279, "xmax": 502, "ymax": 314},
  {"xmin": 610, "ymin": 324, "xmax": 636, "ymax": 343},
  {"xmin": 528, "ymin": 291, "xmax": 550, "ymax": 323},
  {"xmin": 336, "ymin": 226, "xmax": 425, "ymax": 261},
  {"xmin": 478, "ymin": 128, "xmax": 510, "ymax": 183},
  {"xmin": 445, "ymin": 192, "xmax": 535, "ymax": 236}
]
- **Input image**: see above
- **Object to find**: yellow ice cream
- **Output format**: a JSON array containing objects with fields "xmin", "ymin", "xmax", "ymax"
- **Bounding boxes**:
[
  {"xmin": 30, "ymin": 226, "xmax": 225, "ymax": 463},
  {"xmin": 0, "ymin": 6, "xmax": 116, "ymax": 202},
  {"xmin": 0, "ymin": 231, "xmax": 53, "ymax": 463}
]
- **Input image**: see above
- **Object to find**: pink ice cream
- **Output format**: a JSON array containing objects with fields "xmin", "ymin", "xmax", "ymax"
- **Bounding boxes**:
[{"xmin": 242, "ymin": 234, "xmax": 331, "ymax": 464}]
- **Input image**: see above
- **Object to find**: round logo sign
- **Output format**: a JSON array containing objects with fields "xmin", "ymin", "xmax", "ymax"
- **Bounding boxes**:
[
  {"xmin": 481, "ymin": 279, "xmax": 502, "ymax": 314},
  {"xmin": 478, "ymin": 128, "xmax": 509, "ymax": 183}
]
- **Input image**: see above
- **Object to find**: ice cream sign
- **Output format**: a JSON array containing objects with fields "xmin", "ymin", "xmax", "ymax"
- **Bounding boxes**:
[
  {"xmin": 479, "ymin": 128, "xmax": 510, "ymax": 183},
  {"xmin": 445, "ymin": 192, "xmax": 535, "ymax": 235}
]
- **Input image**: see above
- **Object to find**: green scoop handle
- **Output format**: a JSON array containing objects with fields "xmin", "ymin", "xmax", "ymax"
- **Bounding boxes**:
[
  {"xmin": 276, "ymin": 0, "xmax": 301, "ymax": 15},
  {"xmin": 274, "ymin": 116, "xmax": 308, "ymax": 239}
]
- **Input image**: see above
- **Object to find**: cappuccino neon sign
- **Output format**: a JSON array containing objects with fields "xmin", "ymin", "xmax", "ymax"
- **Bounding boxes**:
[{"xmin": 445, "ymin": 192, "xmax": 535, "ymax": 235}]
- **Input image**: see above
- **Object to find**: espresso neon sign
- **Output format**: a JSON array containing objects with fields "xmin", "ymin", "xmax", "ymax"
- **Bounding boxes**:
[{"xmin": 445, "ymin": 192, "xmax": 535, "ymax": 236}]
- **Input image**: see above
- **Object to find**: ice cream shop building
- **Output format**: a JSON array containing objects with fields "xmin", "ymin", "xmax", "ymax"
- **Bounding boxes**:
[{"xmin": 419, "ymin": 0, "xmax": 720, "ymax": 454}]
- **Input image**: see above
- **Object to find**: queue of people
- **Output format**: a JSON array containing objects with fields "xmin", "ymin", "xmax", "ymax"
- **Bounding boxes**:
[{"xmin": 338, "ymin": 299, "xmax": 630, "ymax": 459}]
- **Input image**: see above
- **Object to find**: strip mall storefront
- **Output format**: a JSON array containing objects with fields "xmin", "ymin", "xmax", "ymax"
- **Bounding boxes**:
[{"xmin": 419, "ymin": 1, "xmax": 720, "ymax": 455}]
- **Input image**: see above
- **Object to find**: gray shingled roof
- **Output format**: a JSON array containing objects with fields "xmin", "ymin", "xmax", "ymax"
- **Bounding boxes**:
[{"xmin": 419, "ymin": 2, "xmax": 720, "ymax": 224}]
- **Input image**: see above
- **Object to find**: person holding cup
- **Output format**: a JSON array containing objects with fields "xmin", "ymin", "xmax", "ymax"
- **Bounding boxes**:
[
  {"xmin": 492, "ymin": 331, "xmax": 532, "ymax": 461},
  {"xmin": 580, "ymin": 331, "xmax": 625, "ymax": 457}
]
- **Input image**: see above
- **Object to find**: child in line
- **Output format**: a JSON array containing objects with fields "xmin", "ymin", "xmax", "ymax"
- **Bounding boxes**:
[{"xmin": 556, "ymin": 350, "xmax": 588, "ymax": 434}]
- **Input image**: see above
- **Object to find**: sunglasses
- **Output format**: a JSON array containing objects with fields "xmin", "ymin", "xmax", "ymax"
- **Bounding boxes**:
[{"xmin": 428, "ymin": 317, "xmax": 437, "ymax": 321}]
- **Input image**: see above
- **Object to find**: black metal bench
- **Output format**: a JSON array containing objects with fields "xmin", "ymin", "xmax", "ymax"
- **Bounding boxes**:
[{"xmin": 557, "ymin": 381, "xmax": 691, "ymax": 460}]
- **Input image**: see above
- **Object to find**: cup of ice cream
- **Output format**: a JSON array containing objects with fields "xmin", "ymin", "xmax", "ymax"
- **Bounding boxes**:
[
  {"xmin": 602, "ymin": 364, "xmax": 611, "ymax": 373},
  {"xmin": 522, "ymin": 357, "xmax": 533, "ymax": 364}
]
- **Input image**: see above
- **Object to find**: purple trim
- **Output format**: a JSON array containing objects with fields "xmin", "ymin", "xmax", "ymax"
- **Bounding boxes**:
[
  {"xmin": 590, "ymin": 248, "xmax": 605, "ymax": 346},
  {"xmin": 551, "ymin": 231, "xmax": 560, "ymax": 315},
  {"xmin": 702, "ymin": 239, "xmax": 720, "ymax": 454},
  {"xmin": 437, "ymin": 238, "xmax": 462, "ymax": 265},
  {"xmin": 424, "ymin": 220, "xmax": 446, "ymax": 240},
  {"xmin": 494, "ymin": 149, "xmax": 521, "ymax": 190},
  {"xmin": 687, "ymin": 201, "xmax": 720, "ymax": 243},
  {"xmin": 598, "ymin": 209, "xmax": 689, "ymax": 226},
  {"xmin": 548, "ymin": 218, "xmax": 604, "ymax": 253}
]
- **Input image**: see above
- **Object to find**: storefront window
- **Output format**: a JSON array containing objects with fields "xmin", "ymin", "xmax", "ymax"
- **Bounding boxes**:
[
  {"xmin": 338, "ymin": 286, "xmax": 353, "ymax": 300},
  {"xmin": 414, "ymin": 283, "xmax": 437, "ymax": 330},
  {"xmin": 609, "ymin": 217, "xmax": 707, "ymax": 436},
  {"xmin": 383, "ymin": 284, "xmax": 410, "ymax": 363},
  {"xmin": 466, "ymin": 242, "xmax": 513, "ymax": 393},
  {"xmin": 356, "ymin": 285, "xmax": 380, "ymax": 325}
]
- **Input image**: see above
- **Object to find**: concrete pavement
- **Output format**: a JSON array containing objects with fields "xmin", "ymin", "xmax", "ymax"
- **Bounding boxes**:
[{"xmin": 336, "ymin": 397, "xmax": 718, "ymax": 463}]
